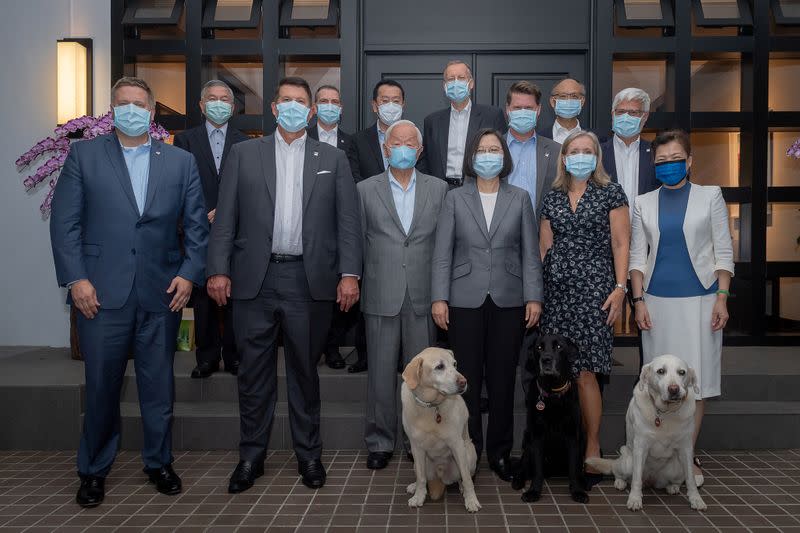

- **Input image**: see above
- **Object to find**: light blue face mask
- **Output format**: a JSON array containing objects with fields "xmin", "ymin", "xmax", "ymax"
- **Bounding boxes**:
[
  {"xmin": 508, "ymin": 109, "xmax": 538, "ymax": 135},
  {"xmin": 445, "ymin": 79, "xmax": 470, "ymax": 103},
  {"xmin": 473, "ymin": 153, "xmax": 504, "ymax": 179},
  {"xmin": 388, "ymin": 145, "xmax": 417, "ymax": 170},
  {"xmin": 565, "ymin": 153, "xmax": 597, "ymax": 181},
  {"xmin": 612, "ymin": 113, "xmax": 643, "ymax": 139},
  {"xmin": 113, "ymin": 103, "xmax": 151, "ymax": 137},
  {"xmin": 378, "ymin": 102, "xmax": 403, "ymax": 126},
  {"xmin": 276, "ymin": 100, "xmax": 310, "ymax": 133},
  {"xmin": 554, "ymin": 98, "xmax": 582, "ymax": 119},
  {"xmin": 316, "ymin": 103, "xmax": 341, "ymax": 125},
  {"xmin": 205, "ymin": 100, "xmax": 233, "ymax": 125}
]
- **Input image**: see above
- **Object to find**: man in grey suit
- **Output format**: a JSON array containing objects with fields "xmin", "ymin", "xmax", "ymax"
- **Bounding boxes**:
[
  {"xmin": 358, "ymin": 120, "xmax": 448, "ymax": 470},
  {"xmin": 206, "ymin": 77, "xmax": 362, "ymax": 493}
]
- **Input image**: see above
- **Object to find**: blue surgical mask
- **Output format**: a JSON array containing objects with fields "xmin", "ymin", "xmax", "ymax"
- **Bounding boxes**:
[
  {"xmin": 508, "ymin": 109, "xmax": 537, "ymax": 135},
  {"xmin": 276, "ymin": 100, "xmax": 310, "ymax": 133},
  {"xmin": 612, "ymin": 113, "xmax": 642, "ymax": 139},
  {"xmin": 378, "ymin": 102, "xmax": 403, "ymax": 126},
  {"xmin": 473, "ymin": 153, "xmax": 504, "ymax": 180},
  {"xmin": 655, "ymin": 159, "xmax": 688, "ymax": 186},
  {"xmin": 205, "ymin": 100, "xmax": 232, "ymax": 125},
  {"xmin": 445, "ymin": 80, "xmax": 470, "ymax": 103},
  {"xmin": 554, "ymin": 99, "xmax": 582, "ymax": 119},
  {"xmin": 388, "ymin": 145, "xmax": 417, "ymax": 170},
  {"xmin": 113, "ymin": 103, "xmax": 151, "ymax": 137},
  {"xmin": 565, "ymin": 154, "xmax": 597, "ymax": 181},
  {"xmin": 316, "ymin": 103, "xmax": 341, "ymax": 125}
]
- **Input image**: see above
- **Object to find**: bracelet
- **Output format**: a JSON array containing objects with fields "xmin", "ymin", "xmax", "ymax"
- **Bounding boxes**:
[
  {"xmin": 716, "ymin": 289, "xmax": 730, "ymax": 297},
  {"xmin": 614, "ymin": 283, "xmax": 628, "ymax": 294}
]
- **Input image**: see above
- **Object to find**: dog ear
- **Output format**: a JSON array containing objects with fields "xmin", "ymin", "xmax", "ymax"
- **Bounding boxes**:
[
  {"xmin": 687, "ymin": 367, "xmax": 700, "ymax": 395},
  {"xmin": 638, "ymin": 363, "xmax": 652, "ymax": 392},
  {"xmin": 402, "ymin": 356, "xmax": 423, "ymax": 390},
  {"xmin": 563, "ymin": 337, "xmax": 580, "ymax": 364}
]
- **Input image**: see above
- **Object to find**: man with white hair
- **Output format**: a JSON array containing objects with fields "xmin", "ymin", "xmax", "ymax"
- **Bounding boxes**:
[
  {"xmin": 600, "ymin": 87, "xmax": 659, "ymax": 210},
  {"xmin": 357, "ymin": 119, "xmax": 448, "ymax": 470}
]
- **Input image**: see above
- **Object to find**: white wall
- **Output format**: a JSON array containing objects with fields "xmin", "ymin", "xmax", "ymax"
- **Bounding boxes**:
[{"xmin": 0, "ymin": 0, "xmax": 110, "ymax": 346}]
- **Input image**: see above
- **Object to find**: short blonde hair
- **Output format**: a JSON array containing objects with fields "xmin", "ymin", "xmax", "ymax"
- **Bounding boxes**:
[{"xmin": 552, "ymin": 131, "xmax": 611, "ymax": 193}]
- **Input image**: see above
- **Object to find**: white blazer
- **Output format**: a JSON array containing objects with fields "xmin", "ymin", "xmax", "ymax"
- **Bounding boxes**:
[{"xmin": 630, "ymin": 183, "xmax": 734, "ymax": 291}]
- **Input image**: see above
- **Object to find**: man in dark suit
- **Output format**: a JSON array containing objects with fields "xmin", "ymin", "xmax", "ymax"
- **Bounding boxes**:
[
  {"xmin": 538, "ymin": 78, "xmax": 586, "ymax": 144},
  {"xmin": 307, "ymin": 84, "xmax": 367, "ymax": 371},
  {"xmin": 173, "ymin": 80, "xmax": 248, "ymax": 379},
  {"xmin": 50, "ymin": 77, "xmax": 208, "ymax": 507},
  {"xmin": 207, "ymin": 77, "xmax": 362, "ymax": 493},
  {"xmin": 417, "ymin": 60, "xmax": 507, "ymax": 188}
]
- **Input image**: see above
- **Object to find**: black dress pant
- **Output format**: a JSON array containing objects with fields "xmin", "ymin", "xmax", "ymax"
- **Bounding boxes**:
[
  {"xmin": 232, "ymin": 261, "xmax": 332, "ymax": 462},
  {"xmin": 324, "ymin": 299, "xmax": 366, "ymax": 361},
  {"xmin": 193, "ymin": 286, "xmax": 237, "ymax": 369},
  {"xmin": 448, "ymin": 295, "xmax": 524, "ymax": 462}
]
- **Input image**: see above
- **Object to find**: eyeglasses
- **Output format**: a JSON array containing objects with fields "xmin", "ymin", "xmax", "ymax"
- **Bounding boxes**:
[
  {"xmin": 445, "ymin": 75, "xmax": 470, "ymax": 83},
  {"xmin": 476, "ymin": 147, "xmax": 503, "ymax": 155},
  {"xmin": 552, "ymin": 93, "xmax": 584, "ymax": 100},
  {"xmin": 614, "ymin": 108, "xmax": 646, "ymax": 118}
]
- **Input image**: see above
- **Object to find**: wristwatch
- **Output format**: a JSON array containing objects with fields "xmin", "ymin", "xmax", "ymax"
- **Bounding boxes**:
[
  {"xmin": 614, "ymin": 283, "xmax": 628, "ymax": 294},
  {"xmin": 631, "ymin": 296, "xmax": 644, "ymax": 304}
]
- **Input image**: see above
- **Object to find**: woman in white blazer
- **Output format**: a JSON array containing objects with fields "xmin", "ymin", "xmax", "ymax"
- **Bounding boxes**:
[{"xmin": 629, "ymin": 129, "xmax": 734, "ymax": 486}]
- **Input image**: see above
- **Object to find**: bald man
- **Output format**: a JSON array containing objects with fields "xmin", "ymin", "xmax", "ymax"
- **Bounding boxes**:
[{"xmin": 542, "ymin": 78, "xmax": 586, "ymax": 144}]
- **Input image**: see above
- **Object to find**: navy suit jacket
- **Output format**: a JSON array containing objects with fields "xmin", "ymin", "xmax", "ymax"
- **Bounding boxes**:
[
  {"xmin": 50, "ymin": 133, "xmax": 209, "ymax": 312},
  {"xmin": 306, "ymin": 123, "xmax": 352, "ymax": 155},
  {"xmin": 347, "ymin": 122, "xmax": 385, "ymax": 183},
  {"xmin": 600, "ymin": 137, "xmax": 660, "ymax": 199}
]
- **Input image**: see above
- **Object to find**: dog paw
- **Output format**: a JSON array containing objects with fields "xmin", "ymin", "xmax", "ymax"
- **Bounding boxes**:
[
  {"xmin": 666, "ymin": 484, "xmax": 681, "ymax": 495},
  {"xmin": 511, "ymin": 477, "xmax": 525, "ymax": 491},
  {"xmin": 464, "ymin": 494, "xmax": 481, "ymax": 513},
  {"xmin": 689, "ymin": 493, "xmax": 707, "ymax": 511},
  {"xmin": 626, "ymin": 493, "xmax": 643, "ymax": 511},
  {"xmin": 614, "ymin": 478, "xmax": 628, "ymax": 491},
  {"xmin": 408, "ymin": 491, "xmax": 426, "ymax": 508},
  {"xmin": 406, "ymin": 482, "xmax": 416, "ymax": 495},
  {"xmin": 521, "ymin": 489, "xmax": 541, "ymax": 502}
]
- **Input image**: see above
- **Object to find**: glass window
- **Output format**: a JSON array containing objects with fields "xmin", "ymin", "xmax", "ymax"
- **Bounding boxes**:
[
  {"xmin": 282, "ymin": 58, "xmax": 340, "ymax": 94},
  {"xmin": 215, "ymin": 0, "xmax": 254, "ymax": 21},
  {"xmin": 291, "ymin": 0, "xmax": 330, "ymax": 20},
  {"xmin": 698, "ymin": 0, "xmax": 740, "ymax": 19},
  {"xmin": 624, "ymin": 0, "xmax": 662, "ymax": 19},
  {"xmin": 767, "ymin": 203, "xmax": 800, "ymax": 262},
  {"xmin": 769, "ymin": 55, "xmax": 800, "ymax": 111},
  {"xmin": 204, "ymin": 57, "xmax": 263, "ymax": 115},
  {"xmin": 132, "ymin": 60, "xmax": 186, "ymax": 115},
  {"xmin": 769, "ymin": 130, "xmax": 800, "ymax": 186},
  {"xmin": 727, "ymin": 202, "xmax": 750, "ymax": 263},
  {"xmin": 766, "ymin": 277, "xmax": 800, "ymax": 335},
  {"xmin": 690, "ymin": 130, "xmax": 741, "ymax": 187},
  {"xmin": 613, "ymin": 58, "xmax": 673, "ymax": 112},
  {"xmin": 691, "ymin": 55, "xmax": 741, "ymax": 112},
  {"xmin": 134, "ymin": 0, "xmax": 179, "ymax": 19}
]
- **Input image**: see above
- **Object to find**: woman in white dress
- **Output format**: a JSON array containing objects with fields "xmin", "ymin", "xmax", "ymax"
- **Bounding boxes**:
[{"xmin": 629, "ymin": 129, "xmax": 734, "ymax": 486}]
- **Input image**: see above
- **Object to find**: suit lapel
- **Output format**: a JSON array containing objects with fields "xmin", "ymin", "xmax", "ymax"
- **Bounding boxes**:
[
  {"xmin": 302, "ymin": 138, "xmax": 322, "ymax": 212},
  {"xmin": 463, "ymin": 180, "xmax": 490, "ymax": 241},
  {"xmin": 376, "ymin": 172, "xmax": 406, "ymax": 235},
  {"xmin": 195, "ymin": 125, "xmax": 218, "ymax": 179},
  {"xmin": 104, "ymin": 135, "xmax": 140, "ymax": 217},
  {"xmin": 488, "ymin": 182, "xmax": 513, "ymax": 239},
  {"xmin": 535, "ymin": 138, "xmax": 551, "ymax": 209},
  {"xmin": 218, "ymin": 126, "xmax": 238, "ymax": 175},
  {"xmin": 639, "ymin": 141, "xmax": 653, "ymax": 193},
  {"xmin": 259, "ymin": 135, "xmax": 277, "ymax": 206},
  {"xmin": 367, "ymin": 124, "xmax": 385, "ymax": 171},
  {"xmin": 606, "ymin": 141, "xmax": 618, "ymax": 181},
  {"xmin": 438, "ymin": 111, "xmax": 451, "ymax": 172},
  {"xmin": 406, "ymin": 172, "xmax": 429, "ymax": 237},
  {"xmin": 466, "ymin": 103, "xmax": 481, "ymax": 146},
  {"xmin": 142, "ymin": 138, "xmax": 164, "ymax": 215},
  {"xmin": 683, "ymin": 184, "xmax": 699, "ymax": 253}
]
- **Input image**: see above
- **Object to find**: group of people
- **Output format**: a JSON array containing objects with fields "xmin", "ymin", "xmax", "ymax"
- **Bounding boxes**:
[{"xmin": 49, "ymin": 58, "xmax": 734, "ymax": 509}]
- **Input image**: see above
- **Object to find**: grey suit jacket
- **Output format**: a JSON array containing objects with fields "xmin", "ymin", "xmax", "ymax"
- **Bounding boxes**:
[
  {"xmin": 431, "ymin": 178, "xmax": 543, "ymax": 309},
  {"xmin": 358, "ymin": 170, "xmax": 448, "ymax": 317},
  {"xmin": 207, "ymin": 133, "xmax": 362, "ymax": 301},
  {"xmin": 532, "ymin": 135, "xmax": 561, "ymax": 218}
]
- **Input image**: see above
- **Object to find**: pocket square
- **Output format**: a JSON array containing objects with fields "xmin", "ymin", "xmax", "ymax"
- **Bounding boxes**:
[{"xmin": 317, "ymin": 170, "xmax": 332, "ymax": 175}]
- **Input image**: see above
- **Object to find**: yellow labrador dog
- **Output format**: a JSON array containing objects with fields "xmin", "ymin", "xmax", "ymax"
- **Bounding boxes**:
[
  {"xmin": 401, "ymin": 348, "xmax": 480, "ymax": 512},
  {"xmin": 585, "ymin": 354, "xmax": 706, "ymax": 512}
]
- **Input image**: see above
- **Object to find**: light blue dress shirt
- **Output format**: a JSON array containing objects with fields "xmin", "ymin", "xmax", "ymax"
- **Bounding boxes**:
[
  {"xmin": 388, "ymin": 168, "xmax": 416, "ymax": 234},
  {"xmin": 120, "ymin": 136, "xmax": 152, "ymax": 215},
  {"xmin": 377, "ymin": 123, "xmax": 388, "ymax": 170},
  {"xmin": 506, "ymin": 131, "xmax": 538, "ymax": 209},
  {"xmin": 206, "ymin": 120, "xmax": 228, "ymax": 172}
]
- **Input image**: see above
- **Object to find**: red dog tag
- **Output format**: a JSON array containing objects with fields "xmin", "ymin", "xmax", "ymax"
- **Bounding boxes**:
[
  {"xmin": 654, "ymin": 416, "xmax": 662, "ymax": 427},
  {"xmin": 435, "ymin": 413, "xmax": 442, "ymax": 424},
  {"xmin": 536, "ymin": 400, "xmax": 545, "ymax": 411}
]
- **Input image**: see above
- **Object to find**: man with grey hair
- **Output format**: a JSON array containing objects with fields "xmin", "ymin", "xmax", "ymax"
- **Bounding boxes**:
[
  {"xmin": 417, "ymin": 60, "xmax": 506, "ymax": 188},
  {"xmin": 358, "ymin": 119, "xmax": 448, "ymax": 470},
  {"xmin": 540, "ymin": 77, "xmax": 586, "ymax": 144},
  {"xmin": 173, "ymin": 80, "xmax": 249, "ymax": 379}
]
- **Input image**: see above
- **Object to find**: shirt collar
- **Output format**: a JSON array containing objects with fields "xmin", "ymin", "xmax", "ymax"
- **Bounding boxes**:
[
  {"xmin": 205, "ymin": 120, "xmax": 229, "ymax": 138},
  {"xmin": 553, "ymin": 119, "xmax": 581, "ymax": 136},
  {"xmin": 276, "ymin": 129, "xmax": 307, "ymax": 149},
  {"xmin": 119, "ymin": 135, "xmax": 152, "ymax": 152},
  {"xmin": 506, "ymin": 129, "xmax": 536, "ymax": 146},
  {"xmin": 614, "ymin": 133, "xmax": 640, "ymax": 153},
  {"xmin": 318, "ymin": 123, "xmax": 338, "ymax": 138},
  {"xmin": 388, "ymin": 168, "xmax": 417, "ymax": 191},
  {"xmin": 450, "ymin": 99, "xmax": 472, "ymax": 117}
]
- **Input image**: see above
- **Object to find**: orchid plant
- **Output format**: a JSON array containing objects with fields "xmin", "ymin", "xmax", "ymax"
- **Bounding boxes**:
[{"xmin": 15, "ymin": 112, "xmax": 170, "ymax": 217}]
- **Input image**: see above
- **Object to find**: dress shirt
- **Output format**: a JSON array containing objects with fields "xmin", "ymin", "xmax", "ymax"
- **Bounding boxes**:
[
  {"xmin": 388, "ymin": 168, "xmax": 416, "ymax": 234},
  {"xmin": 479, "ymin": 191, "xmax": 497, "ymax": 230},
  {"xmin": 506, "ymin": 131, "xmax": 539, "ymax": 210},
  {"xmin": 205, "ymin": 120, "xmax": 228, "ymax": 172},
  {"xmin": 613, "ymin": 134, "xmax": 640, "ymax": 215},
  {"xmin": 446, "ymin": 99, "xmax": 472, "ymax": 180},
  {"xmin": 377, "ymin": 123, "xmax": 388, "ymax": 170},
  {"xmin": 120, "ymin": 136, "xmax": 152, "ymax": 215},
  {"xmin": 552, "ymin": 119, "xmax": 581, "ymax": 145},
  {"xmin": 273, "ymin": 131, "xmax": 306, "ymax": 255},
  {"xmin": 317, "ymin": 124, "xmax": 338, "ymax": 148}
]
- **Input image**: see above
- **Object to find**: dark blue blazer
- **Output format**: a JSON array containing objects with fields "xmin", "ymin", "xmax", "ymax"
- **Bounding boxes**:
[
  {"xmin": 50, "ymin": 133, "xmax": 209, "ymax": 312},
  {"xmin": 600, "ymin": 137, "xmax": 660, "ymax": 199}
]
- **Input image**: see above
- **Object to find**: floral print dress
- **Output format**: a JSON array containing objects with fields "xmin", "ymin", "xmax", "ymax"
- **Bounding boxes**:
[{"xmin": 539, "ymin": 181, "xmax": 628, "ymax": 377}]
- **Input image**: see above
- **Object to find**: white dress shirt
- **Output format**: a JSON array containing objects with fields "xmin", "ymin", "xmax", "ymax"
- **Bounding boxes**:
[
  {"xmin": 446, "ymin": 100, "xmax": 472, "ymax": 180},
  {"xmin": 317, "ymin": 124, "xmax": 338, "ymax": 148},
  {"xmin": 272, "ymin": 131, "xmax": 306, "ymax": 255},
  {"xmin": 206, "ymin": 120, "xmax": 228, "ymax": 172},
  {"xmin": 613, "ymin": 133, "xmax": 640, "ymax": 215},
  {"xmin": 552, "ymin": 119, "xmax": 581, "ymax": 145}
]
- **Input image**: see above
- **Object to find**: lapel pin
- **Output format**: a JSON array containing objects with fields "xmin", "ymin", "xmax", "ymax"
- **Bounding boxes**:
[
  {"xmin": 155, "ymin": 151, "xmax": 161, "ymax": 155},
  {"xmin": 313, "ymin": 151, "xmax": 319, "ymax": 157},
  {"xmin": 545, "ymin": 152, "xmax": 550, "ymax": 157},
  {"xmin": 646, "ymin": 148, "xmax": 651, "ymax": 152}
]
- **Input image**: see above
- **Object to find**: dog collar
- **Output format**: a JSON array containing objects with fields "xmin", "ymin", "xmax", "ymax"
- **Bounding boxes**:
[
  {"xmin": 411, "ymin": 391, "xmax": 445, "ymax": 423},
  {"xmin": 535, "ymin": 380, "xmax": 571, "ymax": 411},
  {"xmin": 654, "ymin": 401, "xmax": 683, "ymax": 427}
]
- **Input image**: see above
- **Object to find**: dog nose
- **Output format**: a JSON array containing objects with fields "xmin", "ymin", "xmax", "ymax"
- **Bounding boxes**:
[
  {"xmin": 668, "ymin": 384, "xmax": 680, "ymax": 396},
  {"xmin": 456, "ymin": 375, "xmax": 467, "ymax": 388}
]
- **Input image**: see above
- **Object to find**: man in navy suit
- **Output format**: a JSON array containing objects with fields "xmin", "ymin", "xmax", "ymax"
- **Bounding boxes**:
[
  {"xmin": 173, "ymin": 80, "xmax": 248, "ymax": 379},
  {"xmin": 50, "ymin": 77, "xmax": 208, "ymax": 508}
]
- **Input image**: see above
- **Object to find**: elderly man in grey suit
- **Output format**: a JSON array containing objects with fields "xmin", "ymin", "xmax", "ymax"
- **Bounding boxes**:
[
  {"xmin": 358, "ymin": 119, "xmax": 448, "ymax": 470},
  {"xmin": 207, "ymin": 77, "xmax": 361, "ymax": 493}
]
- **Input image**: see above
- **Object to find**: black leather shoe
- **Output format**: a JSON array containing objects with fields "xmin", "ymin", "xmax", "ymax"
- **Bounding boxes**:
[
  {"xmin": 144, "ymin": 465, "xmax": 182, "ymax": 495},
  {"xmin": 228, "ymin": 460, "xmax": 264, "ymax": 494},
  {"xmin": 226, "ymin": 361, "xmax": 239, "ymax": 376},
  {"xmin": 191, "ymin": 361, "xmax": 219, "ymax": 379},
  {"xmin": 347, "ymin": 358, "xmax": 368, "ymax": 374},
  {"xmin": 366, "ymin": 451, "xmax": 393, "ymax": 470},
  {"xmin": 325, "ymin": 349, "xmax": 346, "ymax": 370},
  {"xmin": 298, "ymin": 459, "xmax": 326, "ymax": 489},
  {"xmin": 76, "ymin": 476, "xmax": 104, "ymax": 508},
  {"xmin": 489, "ymin": 455, "xmax": 514, "ymax": 482}
]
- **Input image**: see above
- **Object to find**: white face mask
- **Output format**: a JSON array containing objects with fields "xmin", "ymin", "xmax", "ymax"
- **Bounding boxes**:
[{"xmin": 377, "ymin": 102, "xmax": 403, "ymax": 126}]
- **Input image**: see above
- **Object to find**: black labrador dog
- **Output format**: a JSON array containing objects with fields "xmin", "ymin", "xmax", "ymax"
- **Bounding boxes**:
[{"xmin": 512, "ymin": 332, "xmax": 588, "ymax": 503}]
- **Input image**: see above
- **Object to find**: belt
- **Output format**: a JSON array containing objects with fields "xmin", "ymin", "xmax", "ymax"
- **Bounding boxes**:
[
  {"xmin": 269, "ymin": 253, "xmax": 303, "ymax": 263},
  {"xmin": 443, "ymin": 177, "xmax": 463, "ymax": 187}
]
